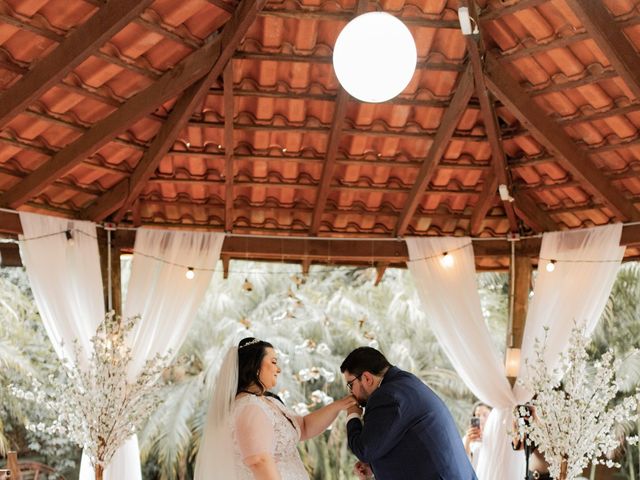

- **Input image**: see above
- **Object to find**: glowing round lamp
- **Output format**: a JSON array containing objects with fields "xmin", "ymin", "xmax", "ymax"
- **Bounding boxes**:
[{"xmin": 333, "ymin": 12, "xmax": 417, "ymax": 103}]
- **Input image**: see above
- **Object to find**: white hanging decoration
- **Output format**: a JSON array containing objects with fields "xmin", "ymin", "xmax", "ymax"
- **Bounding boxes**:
[{"xmin": 333, "ymin": 12, "xmax": 417, "ymax": 103}]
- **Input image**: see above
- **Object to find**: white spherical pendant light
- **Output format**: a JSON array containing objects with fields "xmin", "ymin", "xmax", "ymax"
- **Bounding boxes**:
[{"xmin": 333, "ymin": 12, "xmax": 417, "ymax": 103}]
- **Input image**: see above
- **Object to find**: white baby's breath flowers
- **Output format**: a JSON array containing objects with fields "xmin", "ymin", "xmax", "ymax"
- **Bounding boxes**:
[
  {"xmin": 517, "ymin": 326, "xmax": 640, "ymax": 480},
  {"xmin": 11, "ymin": 312, "xmax": 169, "ymax": 477}
]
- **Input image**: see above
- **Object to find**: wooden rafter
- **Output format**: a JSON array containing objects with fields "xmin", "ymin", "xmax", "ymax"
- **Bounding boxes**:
[
  {"xmin": 394, "ymin": 64, "xmax": 474, "ymax": 237},
  {"xmin": 479, "ymin": 0, "xmax": 546, "ymax": 22},
  {"xmin": 0, "ymin": 36, "xmax": 225, "ymax": 209},
  {"xmin": 564, "ymin": 0, "xmax": 640, "ymax": 100},
  {"xmin": 0, "ymin": 0, "xmax": 154, "ymax": 130},
  {"xmin": 224, "ymin": 62, "xmax": 235, "ymax": 232},
  {"xmin": 464, "ymin": 26, "xmax": 518, "ymax": 234},
  {"xmin": 484, "ymin": 53, "xmax": 640, "ymax": 222},
  {"xmin": 374, "ymin": 262, "xmax": 389, "ymax": 286},
  {"xmin": 510, "ymin": 189, "xmax": 557, "ymax": 232},
  {"xmin": 82, "ymin": 0, "xmax": 265, "ymax": 222},
  {"xmin": 309, "ymin": 89, "xmax": 349, "ymax": 235}
]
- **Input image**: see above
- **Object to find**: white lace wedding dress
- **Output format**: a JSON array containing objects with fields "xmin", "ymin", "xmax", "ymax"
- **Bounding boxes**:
[{"xmin": 231, "ymin": 394, "xmax": 309, "ymax": 480}]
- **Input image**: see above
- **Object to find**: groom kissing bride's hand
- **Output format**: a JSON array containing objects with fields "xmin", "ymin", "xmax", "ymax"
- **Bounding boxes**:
[{"xmin": 341, "ymin": 347, "xmax": 478, "ymax": 480}]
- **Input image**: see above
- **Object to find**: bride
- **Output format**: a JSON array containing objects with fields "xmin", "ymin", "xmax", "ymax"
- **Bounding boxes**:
[{"xmin": 195, "ymin": 337, "xmax": 356, "ymax": 479}]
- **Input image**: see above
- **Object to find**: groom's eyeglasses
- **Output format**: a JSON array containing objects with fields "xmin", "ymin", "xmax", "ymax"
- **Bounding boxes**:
[{"xmin": 346, "ymin": 374, "xmax": 363, "ymax": 391}]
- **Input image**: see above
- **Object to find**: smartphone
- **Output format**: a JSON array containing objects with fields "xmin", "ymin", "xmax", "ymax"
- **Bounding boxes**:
[{"xmin": 470, "ymin": 416, "xmax": 480, "ymax": 428}]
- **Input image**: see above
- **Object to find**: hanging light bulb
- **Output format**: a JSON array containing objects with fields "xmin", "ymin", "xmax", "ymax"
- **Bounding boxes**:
[
  {"xmin": 65, "ymin": 229, "xmax": 75, "ymax": 246},
  {"xmin": 243, "ymin": 278, "xmax": 254, "ymax": 292},
  {"xmin": 545, "ymin": 260, "xmax": 556, "ymax": 273},
  {"xmin": 440, "ymin": 251, "xmax": 454, "ymax": 268},
  {"xmin": 185, "ymin": 267, "xmax": 195, "ymax": 280}
]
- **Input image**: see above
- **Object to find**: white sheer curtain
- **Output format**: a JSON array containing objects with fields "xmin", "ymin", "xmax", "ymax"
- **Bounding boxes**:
[
  {"xmin": 81, "ymin": 228, "xmax": 225, "ymax": 480},
  {"xmin": 406, "ymin": 237, "xmax": 524, "ymax": 479},
  {"xmin": 18, "ymin": 212, "xmax": 104, "ymax": 366},
  {"xmin": 407, "ymin": 224, "xmax": 624, "ymax": 480}
]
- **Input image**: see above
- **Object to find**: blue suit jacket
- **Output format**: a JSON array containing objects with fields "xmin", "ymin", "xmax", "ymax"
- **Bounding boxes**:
[{"xmin": 347, "ymin": 367, "xmax": 477, "ymax": 480}]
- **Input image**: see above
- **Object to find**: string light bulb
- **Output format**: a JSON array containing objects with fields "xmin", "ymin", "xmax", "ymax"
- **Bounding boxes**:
[
  {"xmin": 546, "ymin": 260, "xmax": 556, "ymax": 273},
  {"xmin": 440, "ymin": 251, "xmax": 454, "ymax": 268},
  {"xmin": 185, "ymin": 267, "xmax": 195, "ymax": 280},
  {"xmin": 65, "ymin": 229, "xmax": 75, "ymax": 246}
]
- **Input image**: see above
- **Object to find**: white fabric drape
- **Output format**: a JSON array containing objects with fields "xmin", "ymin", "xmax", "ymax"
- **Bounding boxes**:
[
  {"xmin": 19, "ymin": 213, "xmax": 224, "ymax": 479},
  {"xmin": 406, "ymin": 237, "xmax": 524, "ymax": 479},
  {"xmin": 18, "ymin": 212, "xmax": 104, "ymax": 366},
  {"xmin": 407, "ymin": 224, "xmax": 623, "ymax": 480},
  {"xmin": 81, "ymin": 228, "xmax": 225, "ymax": 480}
]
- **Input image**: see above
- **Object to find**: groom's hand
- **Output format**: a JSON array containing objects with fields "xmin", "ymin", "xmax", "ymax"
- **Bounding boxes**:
[{"xmin": 354, "ymin": 461, "xmax": 373, "ymax": 479}]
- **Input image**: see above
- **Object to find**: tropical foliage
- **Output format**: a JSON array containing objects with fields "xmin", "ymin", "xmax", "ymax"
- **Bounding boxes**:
[{"xmin": 2, "ymin": 260, "xmax": 640, "ymax": 479}]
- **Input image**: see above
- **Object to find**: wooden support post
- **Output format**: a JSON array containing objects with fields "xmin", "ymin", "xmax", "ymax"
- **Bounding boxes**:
[
  {"xmin": 7, "ymin": 451, "xmax": 20, "ymax": 480},
  {"xmin": 374, "ymin": 262, "xmax": 388, "ymax": 286},
  {"xmin": 507, "ymin": 250, "xmax": 532, "ymax": 386},
  {"xmin": 97, "ymin": 228, "xmax": 122, "ymax": 316},
  {"xmin": 301, "ymin": 259, "xmax": 311, "ymax": 276},
  {"xmin": 222, "ymin": 254, "xmax": 231, "ymax": 279}
]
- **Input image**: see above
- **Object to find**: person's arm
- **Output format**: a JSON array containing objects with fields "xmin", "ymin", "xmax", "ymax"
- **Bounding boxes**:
[
  {"xmin": 463, "ymin": 427, "xmax": 481, "ymax": 456},
  {"xmin": 298, "ymin": 395, "xmax": 357, "ymax": 440},
  {"xmin": 346, "ymin": 391, "xmax": 405, "ymax": 463},
  {"xmin": 244, "ymin": 454, "xmax": 281, "ymax": 480},
  {"xmin": 236, "ymin": 403, "xmax": 281, "ymax": 480}
]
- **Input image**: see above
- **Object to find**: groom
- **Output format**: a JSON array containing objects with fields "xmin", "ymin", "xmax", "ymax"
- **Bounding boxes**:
[{"xmin": 341, "ymin": 347, "xmax": 477, "ymax": 480}]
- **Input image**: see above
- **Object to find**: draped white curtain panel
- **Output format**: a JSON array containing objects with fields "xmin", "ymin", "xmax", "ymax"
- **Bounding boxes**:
[
  {"xmin": 406, "ymin": 224, "xmax": 623, "ymax": 480},
  {"xmin": 19, "ymin": 213, "xmax": 224, "ymax": 480}
]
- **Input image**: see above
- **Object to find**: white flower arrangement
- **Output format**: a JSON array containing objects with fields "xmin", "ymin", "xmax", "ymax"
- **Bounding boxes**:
[
  {"xmin": 11, "ymin": 312, "xmax": 169, "ymax": 480},
  {"xmin": 517, "ymin": 326, "xmax": 640, "ymax": 480}
]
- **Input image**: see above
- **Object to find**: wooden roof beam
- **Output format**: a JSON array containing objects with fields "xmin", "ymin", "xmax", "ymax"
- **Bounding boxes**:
[
  {"xmin": 4, "ymin": 209, "xmax": 640, "ymax": 264},
  {"xmin": 0, "ymin": 0, "xmax": 154, "ymax": 130},
  {"xmin": 82, "ymin": 0, "xmax": 264, "ymax": 222},
  {"xmin": 309, "ymin": 89, "xmax": 349, "ymax": 234},
  {"xmin": 394, "ymin": 64, "xmax": 474, "ymax": 236},
  {"xmin": 564, "ymin": 0, "xmax": 640, "ymax": 100},
  {"xmin": 484, "ymin": 53, "xmax": 640, "ymax": 222},
  {"xmin": 464, "ymin": 28, "xmax": 519, "ymax": 234},
  {"xmin": 224, "ymin": 62, "xmax": 235, "ymax": 232},
  {"xmin": 0, "ymin": 29, "xmax": 225, "ymax": 209}
]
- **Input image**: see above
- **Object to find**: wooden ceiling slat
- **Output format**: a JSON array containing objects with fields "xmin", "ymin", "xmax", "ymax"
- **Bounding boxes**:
[
  {"xmin": 564, "ymin": 0, "xmax": 640, "ymax": 101},
  {"xmin": 484, "ymin": 53, "xmax": 640, "ymax": 222},
  {"xmin": 479, "ymin": 0, "xmax": 547, "ymax": 22},
  {"xmin": 224, "ymin": 62, "xmax": 235, "ymax": 232},
  {"xmin": 310, "ymin": 89, "xmax": 349, "ymax": 235},
  {"xmin": 81, "ymin": 0, "xmax": 267, "ymax": 223},
  {"xmin": 0, "ymin": 33, "xmax": 227, "ymax": 209},
  {"xmin": 233, "ymin": 52, "xmax": 466, "ymax": 72},
  {"xmin": 258, "ymin": 9, "xmax": 461, "ymax": 29},
  {"xmin": 510, "ymin": 190, "xmax": 558, "ymax": 232},
  {"xmin": 466, "ymin": 35, "xmax": 519, "ymax": 234},
  {"xmin": 394, "ymin": 64, "xmax": 474, "ymax": 237},
  {"xmin": 0, "ymin": 0, "xmax": 154, "ymax": 130}
]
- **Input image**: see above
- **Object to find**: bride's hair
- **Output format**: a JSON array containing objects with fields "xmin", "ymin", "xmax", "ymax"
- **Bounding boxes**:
[{"xmin": 237, "ymin": 337, "xmax": 274, "ymax": 395}]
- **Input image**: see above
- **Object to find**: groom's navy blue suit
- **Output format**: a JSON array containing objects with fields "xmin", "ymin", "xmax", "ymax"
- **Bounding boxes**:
[{"xmin": 347, "ymin": 366, "xmax": 477, "ymax": 480}]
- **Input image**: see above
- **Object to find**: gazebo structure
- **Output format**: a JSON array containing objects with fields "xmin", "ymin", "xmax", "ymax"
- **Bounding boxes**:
[{"xmin": 0, "ymin": 0, "xmax": 640, "ymax": 371}]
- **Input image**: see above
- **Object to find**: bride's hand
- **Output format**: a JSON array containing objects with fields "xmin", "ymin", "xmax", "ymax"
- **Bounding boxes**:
[{"xmin": 338, "ymin": 395, "xmax": 359, "ymax": 411}]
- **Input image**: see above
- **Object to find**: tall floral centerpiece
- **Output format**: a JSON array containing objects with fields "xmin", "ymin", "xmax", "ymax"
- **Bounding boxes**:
[
  {"xmin": 12, "ymin": 312, "xmax": 168, "ymax": 480},
  {"xmin": 516, "ymin": 326, "xmax": 639, "ymax": 480}
]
